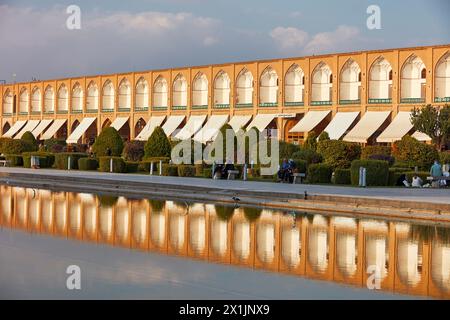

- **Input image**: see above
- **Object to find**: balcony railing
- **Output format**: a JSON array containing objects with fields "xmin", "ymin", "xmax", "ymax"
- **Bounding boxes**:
[
  {"xmin": 214, "ymin": 104, "xmax": 230, "ymax": 109},
  {"xmin": 30, "ymin": 111, "xmax": 41, "ymax": 115},
  {"xmin": 172, "ymin": 105, "xmax": 187, "ymax": 110},
  {"xmin": 259, "ymin": 102, "xmax": 278, "ymax": 107},
  {"xmin": 284, "ymin": 101, "xmax": 304, "ymax": 107},
  {"xmin": 368, "ymin": 98, "xmax": 392, "ymax": 104},
  {"xmin": 19, "ymin": 112, "xmax": 28, "ymax": 115},
  {"xmin": 152, "ymin": 106, "xmax": 167, "ymax": 111},
  {"xmin": 435, "ymin": 97, "xmax": 450, "ymax": 103},
  {"xmin": 118, "ymin": 107, "xmax": 131, "ymax": 113},
  {"xmin": 101, "ymin": 108, "xmax": 114, "ymax": 113},
  {"xmin": 311, "ymin": 100, "xmax": 332, "ymax": 106},
  {"xmin": 44, "ymin": 110, "xmax": 55, "ymax": 114},
  {"xmin": 235, "ymin": 103, "xmax": 253, "ymax": 108},
  {"xmin": 2, "ymin": 113, "xmax": 12, "ymax": 116},
  {"xmin": 400, "ymin": 98, "xmax": 425, "ymax": 104},
  {"xmin": 85, "ymin": 109, "xmax": 98, "ymax": 113},
  {"xmin": 134, "ymin": 106, "xmax": 148, "ymax": 112},
  {"xmin": 71, "ymin": 109, "xmax": 83, "ymax": 114},
  {"xmin": 339, "ymin": 99, "xmax": 360, "ymax": 105},
  {"xmin": 191, "ymin": 105, "xmax": 208, "ymax": 110},
  {"xmin": 57, "ymin": 110, "xmax": 68, "ymax": 114}
]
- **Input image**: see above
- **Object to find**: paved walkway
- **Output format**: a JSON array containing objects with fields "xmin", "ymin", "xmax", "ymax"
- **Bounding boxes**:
[{"xmin": 0, "ymin": 167, "xmax": 449, "ymax": 205}]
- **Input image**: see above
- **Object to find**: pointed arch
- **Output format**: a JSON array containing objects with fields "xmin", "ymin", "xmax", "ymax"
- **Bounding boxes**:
[
  {"xmin": 214, "ymin": 70, "xmax": 230, "ymax": 107},
  {"xmin": 2, "ymin": 122, "xmax": 11, "ymax": 135},
  {"xmin": 339, "ymin": 59, "xmax": 361, "ymax": 102},
  {"xmin": 135, "ymin": 77, "xmax": 149, "ymax": 110},
  {"xmin": 284, "ymin": 64, "xmax": 304, "ymax": 105},
  {"xmin": 134, "ymin": 117, "xmax": 146, "ymax": 137},
  {"xmin": 118, "ymin": 78, "xmax": 131, "ymax": 110},
  {"xmin": 44, "ymin": 85, "xmax": 54, "ymax": 113},
  {"xmin": 3, "ymin": 89, "xmax": 14, "ymax": 114},
  {"xmin": 19, "ymin": 87, "xmax": 29, "ymax": 113},
  {"xmin": 102, "ymin": 118, "xmax": 112, "ymax": 129},
  {"xmin": 102, "ymin": 80, "xmax": 114, "ymax": 111},
  {"xmin": 369, "ymin": 56, "xmax": 392, "ymax": 101},
  {"xmin": 57, "ymin": 84, "xmax": 68, "ymax": 112},
  {"xmin": 259, "ymin": 66, "xmax": 278, "ymax": 106},
  {"xmin": 86, "ymin": 81, "xmax": 99, "ymax": 111},
  {"xmin": 435, "ymin": 51, "xmax": 450, "ymax": 101},
  {"xmin": 172, "ymin": 73, "xmax": 187, "ymax": 108},
  {"xmin": 192, "ymin": 72, "xmax": 208, "ymax": 107},
  {"xmin": 236, "ymin": 68, "xmax": 253, "ymax": 106},
  {"xmin": 71, "ymin": 119, "xmax": 80, "ymax": 134},
  {"xmin": 400, "ymin": 55, "xmax": 426, "ymax": 102},
  {"xmin": 153, "ymin": 76, "xmax": 168, "ymax": 109},
  {"xmin": 71, "ymin": 82, "xmax": 83, "ymax": 112},
  {"xmin": 311, "ymin": 62, "xmax": 332, "ymax": 103},
  {"xmin": 31, "ymin": 86, "xmax": 41, "ymax": 113}
]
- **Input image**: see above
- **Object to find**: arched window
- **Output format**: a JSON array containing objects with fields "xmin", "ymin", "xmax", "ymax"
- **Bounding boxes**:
[
  {"xmin": 214, "ymin": 70, "xmax": 230, "ymax": 107},
  {"xmin": 118, "ymin": 78, "xmax": 131, "ymax": 110},
  {"xmin": 192, "ymin": 72, "xmax": 208, "ymax": 107},
  {"xmin": 172, "ymin": 74, "xmax": 187, "ymax": 108},
  {"xmin": 340, "ymin": 59, "xmax": 361, "ymax": 102},
  {"xmin": 284, "ymin": 64, "xmax": 304, "ymax": 105},
  {"xmin": 31, "ymin": 87, "xmax": 41, "ymax": 113},
  {"xmin": 135, "ymin": 77, "xmax": 149, "ymax": 110},
  {"xmin": 44, "ymin": 86, "xmax": 54, "ymax": 112},
  {"xmin": 19, "ymin": 88, "xmax": 29, "ymax": 113},
  {"xmin": 3, "ymin": 89, "xmax": 13, "ymax": 114},
  {"xmin": 311, "ymin": 62, "xmax": 332, "ymax": 104},
  {"xmin": 400, "ymin": 55, "xmax": 426, "ymax": 102},
  {"xmin": 71, "ymin": 83, "xmax": 83, "ymax": 112},
  {"xmin": 259, "ymin": 66, "xmax": 278, "ymax": 106},
  {"xmin": 435, "ymin": 51, "xmax": 450, "ymax": 102},
  {"xmin": 369, "ymin": 57, "xmax": 392, "ymax": 102},
  {"xmin": 102, "ymin": 80, "xmax": 114, "ymax": 111},
  {"xmin": 236, "ymin": 68, "xmax": 253, "ymax": 106},
  {"xmin": 86, "ymin": 82, "xmax": 99, "ymax": 111},
  {"xmin": 153, "ymin": 76, "xmax": 168, "ymax": 109},
  {"xmin": 57, "ymin": 84, "xmax": 68, "ymax": 112}
]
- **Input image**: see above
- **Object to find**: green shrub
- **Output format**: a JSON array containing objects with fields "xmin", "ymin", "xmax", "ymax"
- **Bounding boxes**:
[
  {"xmin": 161, "ymin": 163, "xmax": 178, "ymax": 176},
  {"xmin": 99, "ymin": 156, "xmax": 126, "ymax": 173},
  {"xmin": 393, "ymin": 135, "xmax": 438, "ymax": 170},
  {"xmin": 203, "ymin": 168, "xmax": 212, "ymax": 178},
  {"xmin": 0, "ymin": 138, "xmax": 34, "ymax": 154},
  {"xmin": 139, "ymin": 158, "xmax": 170, "ymax": 173},
  {"xmin": 291, "ymin": 148, "xmax": 322, "ymax": 165},
  {"xmin": 21, "ymin": 132, "xmax": 38, "ymax": 151},
  {"xmin": 122, "ymin": 140, "xmax": 145, "ymax": 162},
  {"xmin": 5, "ymin": 154, "xmax": 23, "ymax": 166},
  {"xmin": 78, "ymin": 158, "xmax": 98, "ymax": 171},
  {"xmin": 388, "ymin": 167, "xmax": 409, "ymax": 186},
  {"xmin": 307, "ymin": 163, "xmax": 332, "ymax": 184},
  {"xmin": 304, "ymin": 131, "xmax": 318, "ymax": 151},
  {"xmin": 317, "ymin": 139, "xmax": 361, "ymax": 169},
  {"xmin": 350, "ymin": 160, "xmax": 389, "ymax": 186},
  {"xmin": 440, "ymin": 151, "xmax": 450, "ymax": 164},
  {"xmin": 22, "ymin": 152, "xmax": 54, "ymax": 168},
  {"xmin": 54, "ymin": 152, "xmax": 87, "ymax": 169},
  {"xmin": 177, "ymin": 164, "xmax": 196, "ymax": 177},
  {"xmin": 405, "ymin": 171, "xmax": 430, "ymax": 184},
  {"xmin": 334, "ymin": 169, "xmax": 351, "ymax": 185},
  {"xmin": 92, "ymin": 127, "xmax": 124, "ymax": 157},
  {"xmin": 44, "ymin": 138, "xmax": 66, "ymax": 153},
  {"xmin": 279, "ymin": 140, "xmax": 301, "ymax": 159},
  {"xmin": 144, "ymin": 126, "xmax": 171, "ymax": 159},
  {"xmin": 318, "ymin": 131, "xmax": 330, "ymax": 142},
  {"xmin": 361, "ymin": 146, "xmax": 392, "ymax": 159},
  {"xmin": 292, "ymin": 159, "xmax": 307, "ymax": 173},
  {"xmin": 195, "ymin": 163, "xmax": 204, "ymax": 176},
  {"xmin": 125, "ymin": 161, "xmax": 139, "ymax": 173}
]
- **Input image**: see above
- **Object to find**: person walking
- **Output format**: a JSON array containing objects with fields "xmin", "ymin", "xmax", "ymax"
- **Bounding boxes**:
[{"xmin": 430, "ymin": 160, "xmax": 442, "ymax": 188}]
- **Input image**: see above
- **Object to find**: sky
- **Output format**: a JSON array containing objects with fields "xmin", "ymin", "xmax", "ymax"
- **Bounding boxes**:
[{"xmin": 0, "ymin": 0, "xmax": 449, "ymax": 83}]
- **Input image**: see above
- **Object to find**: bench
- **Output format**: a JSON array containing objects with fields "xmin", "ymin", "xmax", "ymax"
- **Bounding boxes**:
[
  {"xmin": 227, "ymin": 170, "xmax": 240, "ymax": 180},
  {"xmin": 426, "ymin": 176, "xmax": 450, "ymax": 181},
  {"xmin": 292, "ymin": 173, "xmax": 306, "ymax": 184},
  {"xmin": 0, "ymin": 160, "xmax": 10, "ymax": 167}
]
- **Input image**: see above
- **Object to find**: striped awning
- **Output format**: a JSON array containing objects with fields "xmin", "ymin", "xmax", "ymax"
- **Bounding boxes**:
[
  {"xmin": 2, "ymin": 120, "xmax": 27, "ymax": 138},
  {"xmin": 135, "ymin": 116, "xmax": 166, "ymax": 141},
  {"xmin": 174, "ymin": 115, "xmax": 207, "ymax": 140},
  {"xmin": 110, "ymin": 117, "xmax": 129, "ymax": 131},
  {"xmin": 322, "ymin": 112, "xmax": 359, "ymax": 140},
  {"xmin": 246, "ymin": 114, "xmax": 277, "ymax": 132},
  {"xmin": 228, "ymin": 115, "xmax": 252, "ymax": 132},
  {"xmin": 376, "ymin": 112, "xmax": 414, "ymax": 143},
  {"xmin": 289, "ymin": 111, "xmax": 330, "ymax": 133},
  {"xmin": 31, "ymin": 119, "xmax": 53, "ymax": 138},
  {"xmin": 15, "ymin": 120, "xmax": 40, "ymax": 139},
  {"xmin": 411, "ymin": 131, "xmax": 432, "ymax": 141},
  {"xmin": 161, "ymin": 115, "xmax": 186, "ymax": 137},
  {"xmin": 193, "ymin": 114, "xmax": 229, "ymax": 143},
  {"xmin": 41, "ymin": 119, "xmax": 67, "ymax": 140},
  {"xmin": 66, "ymin": 117, "xmax": 96, "ymax": 144},
  {"xmin": 343, "ymin": 111, "xmax": 391, "ymax": 143}
]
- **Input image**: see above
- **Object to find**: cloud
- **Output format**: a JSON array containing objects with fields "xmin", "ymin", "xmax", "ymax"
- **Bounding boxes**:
[
  {"xmin": 270, "ymin": 27, "xmax": 309, "ymax": 51},
  {"xmin": 304, "ymin": 25, "xmax": 360, "ymax": 54}
]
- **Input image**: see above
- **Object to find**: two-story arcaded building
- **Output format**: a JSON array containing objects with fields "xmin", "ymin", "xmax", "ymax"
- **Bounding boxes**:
[{"xmin": 1, "ymin": 44, "xmax": 449, "ymax": 145}]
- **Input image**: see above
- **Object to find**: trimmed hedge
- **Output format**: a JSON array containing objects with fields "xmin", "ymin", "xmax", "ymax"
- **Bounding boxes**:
[
  {"xmin": 78, "ymin": 158, "xmax": 98, "ymax": 171},
  {"xmin": 350, "ymin": 159, "xmax": 389, "ymax": 186},
  {"xmin": 138, "ymin": 158, "xmax": 170, "ymax": 173},
  {"xmin": 99, "ymin": 156, "xmax": 126, "ymax": 173},
  {"xmin": 21, "ymin": 132, "xmax": 38, "ymax": 151},
  {"xmin": 195, "ymin": 164, "xmax": 204, "ymax": 176},
  {"xmin": 203, "ymin": 168, "xmax": 212, "ymax": 178},
  {"xmin": 307, "ymin": 163, "xmax": 332, "ymax": 184},
  {"xmin": 388, "ymin": 167, "xmax": 409, "ymax": 186},
  {"xmin": 122, "ymin": 140, "xmax": 145, "ymax": 162},
  {"xmin": 393, "ymin": 135, "xmax": 438, "ymax": 169},
  {"xmin": 361, "ymin": 145, "xmax": 391, "ymax": 159},
  {"xmin": 125, "ymin": 161, "xmax": 139, "ymax": 173},
  {"xmin": 161, "ymin": 164, "xmax": 178, "ymax": 176},
  {"xmin": 22, "ymin": 152, "xmax": 54, "ymax": 168},
  {"xmin": 144, "ymin": 126, "xmax": 171, "ymax": 159},
  {"xmin": 178, "ymin": 164, "xmax": 196, "ymax": 177},
  {"xmin": 92, "ymin": 127, "xmax": 124, "ymax": 157},
  {"xmin": 0, "ymin": 138, "xmax": 35, "ymax": 155},
  {"xmin": 54, "ymin": 152, "xmax": 87, "ymax": 170},
  {"xmin": 5, "ymin": 154, "xmax": 23, "ymax": 167},
  {"xmin": 334, "ymin": 169, "xmax": 351, "ymax": 185},
  {"xmin": 317, "ymin": 139, "xmax": 361, "ymax": 169},
  {"xmin": 292, "ymin": 159, "xmax": 307, "ymax": 173}
]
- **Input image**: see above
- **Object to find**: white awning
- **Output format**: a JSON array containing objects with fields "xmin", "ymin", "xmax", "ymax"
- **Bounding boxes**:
[
  {"xmin": 66, "ymin": 117, "xmax": 96, "ymax": 144},
  {"xmin": 174, "ymin": 115, "xmax": 207, "ymax": 140},
  {"xmin": 343, "ymin": 111, "xmax": 391, "ymax": 143},
  {"xmin": 289, "ymin": 111, "xmax": 330, "ymax": 133},
  {"xmin": 15, "ymin": 120, "xmax": 40, "ymax": 139},
  {"xmin": 376, "ymin": 112, "xmax": 414, "ymax": 143},
  {"xmin": 2, "ymin": 120, "xmax": 27, "ymax": 138},
  {"xmin": 162, "ymin": 115, "xmax": 186, "ymax": 137},
  {"xmin": 110, "ymin": 117, "xmax": 129, "ymax": 131},
  {"xmin": 411, "ymin": 131, "xmax": 432, "ymax": 141},
  {"xmin": 31, "ymin": 119, "xmax": 53, "ymax": 138},
  {"xmin": 193, "ymin": 114, "xmax": 229, "ymax": 143},
  {"xmin": 322, "ymin": 112, "xmax": 359, "ymax": 140},
  {"xmin": 135, "ymin": 116, "xmax": 166, "ymax": 141},
  {"xmin": 246, "ymin": 114, "xmax": 277, "ymax": 132},
  {"xmin": 41, "ymin": 119, "xmax": 67, "ymax": 140},
  {"xmin": 228, "ymin": 115, "xmax": 252, "ymax": 132}
]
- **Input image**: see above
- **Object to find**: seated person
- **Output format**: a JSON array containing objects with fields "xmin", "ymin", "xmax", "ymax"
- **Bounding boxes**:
[
  {"xmin": 222, "ymin": 160, "xmax": 235, "ymax": 179},
  {"xmin": 411, "ymin": 175, "xmax": 423, "ymax": 188},
  {"xmin": 278, "ymin": 159, "xmax": 290, "ymax": 182},
  {"xmin": 213, "ymin": 164, "xmax": 223, "ymax": 179},
  {"xmin": 396, "ymin": 174, "xmax": 407, "ymax": 186}
]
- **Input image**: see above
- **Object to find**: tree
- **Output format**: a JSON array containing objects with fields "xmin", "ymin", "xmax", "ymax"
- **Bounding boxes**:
[
  {"xmin": 304, "ymin": 131, "xmax": 318, "ymax": 150},
  {"xmin": 144, "ymin": 126, "xmax": 171, "ymax": 159},
  {"xmin": 21, "ymin": 131, "xmax": 38, "ymax": 151},
  {"xmin": 318, "ymin": 131, "xmax": 330, "ymax": 142},
  {"xmin": 410, "ymin": 104, "xmax": 450, "ymax": 150},
  {"xmin": 92, "ymin": 127, "xmax": 124, "ymax": 157},
  {"xmin": 122, "ymin": 140, "xmax": 145, "ymax": 161},
  {"xmin": 393, "ymin": 135, "xmax": 438, "ymax": 169},
  {"xmin": 317, "ymin": 139, "xmax": 361, "ymax": 169}
]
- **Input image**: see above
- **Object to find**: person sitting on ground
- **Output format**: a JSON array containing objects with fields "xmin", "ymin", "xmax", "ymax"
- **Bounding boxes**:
[
  {"xmin": 222, "ymin": 160, "xmax": 235, "ymax": 179},
  {"xmin": 278, "ymin": 159, "xmax": 289, "ymax": 182},
  {"xmin": 430, "ymin": 160, "xmax": 443, "ymax": 188},
  {"xmin": 396, "ymin": 173, "xmax": 407, "ymax": 186},
  {"xmin": 411, "ymin": 175, "xmax": 423, "ymax": 188},
  {"xmin": 213, "ymin": 163, "xmax": 223, "ymax": 180}
]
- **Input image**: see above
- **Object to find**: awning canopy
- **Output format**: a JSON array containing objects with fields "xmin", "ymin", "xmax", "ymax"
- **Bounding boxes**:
[
  {"xmin": 162, "ymin": 115, "xmax": 186, "ymax": 137},
  {"xmin": 322, "ymin": 112, "xmax": 359, "ymax": 140},
  {"xmin": 343, "ymin": 111, "xmax": 391, "ymax": 143},
  {"xmin": 15, "ymin": 120, "xmax": 40, "ymax": 139},
  {"xmin": 41, "ymin": 119, "xmax": 67, "ymax": 140},
  {"xmin": 135, "ymin": 116, "xmax": 166, "ymax": 141},
  {"xmin": 31, "ymin": 119, "xmax": 53, "ymax": 138},
  {"xmin": 411, "ymin": 131, "xmax": 432, "ymax": 141},
  {"xmin": 376, "ymin": 112, "xmax": 414, "ymax": 143},
  {"xmin": 193, "ymin": 114, "xmax": 229, "ymax": 143},
  {"xmin": 228, "ymin": 115, "xmax": 252, "ymax": 132},
  {"xmin": 246, "ymin": 114, "xmax": 277, "ymax": 132},
  {"xmin": 66, "ymin": 117, "xmax": 96, "ymax": 144},
  {"xmin": 2, "ymin": 120, "xmax": 27, "ymax": 138},
  {"xmin": 289, "ymin": 111, "xmax": 330, "ymax": 133},
  {"xmin": 110, "ymin": 117, "xmax": 129, "ymax": 131},
  {"xmin": 174, "ymin": 115, "xmax": 207, "ymax": 140}
]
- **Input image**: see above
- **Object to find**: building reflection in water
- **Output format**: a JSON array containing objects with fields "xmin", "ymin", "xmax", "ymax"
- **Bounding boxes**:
[{"xmin": 0, "ymin": 185, "xmax": 449, "ymax": 299}]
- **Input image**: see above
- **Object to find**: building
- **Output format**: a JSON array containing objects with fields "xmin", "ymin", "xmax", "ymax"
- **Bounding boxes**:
[{"xmin": 1, "ymin": 44, "xmax": 450, "ymax": 145}]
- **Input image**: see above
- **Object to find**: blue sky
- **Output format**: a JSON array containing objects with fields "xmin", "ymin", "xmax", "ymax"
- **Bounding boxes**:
[{"xmin": 0, "ymin": 0, "xmax": 449, "ymax": 83}]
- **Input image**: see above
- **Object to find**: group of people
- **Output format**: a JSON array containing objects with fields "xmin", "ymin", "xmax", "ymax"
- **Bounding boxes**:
[
  {"xmin": 399, "ymin": 160, "xmax": 449, "ymax": 188},
  {"xmin": 213, "ymin": 161, "xmax": 235, "ymax": 179},
  {"xmin": 277, "ymin": 159, "xmax": 297, "ymax": 183}
]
